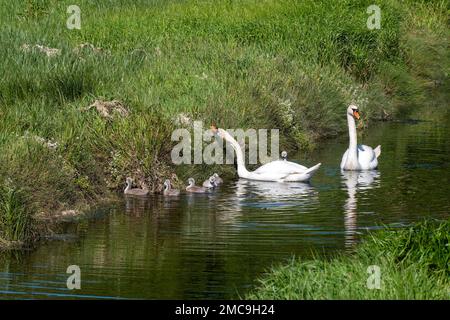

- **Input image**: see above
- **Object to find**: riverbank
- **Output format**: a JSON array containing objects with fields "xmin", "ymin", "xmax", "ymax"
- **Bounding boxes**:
[
  {"xmin": 246, "ymin": 218, "xmax": 450, "ymax": 299},
  {"xmin": 0, "ymin": 0, "xmax": 448, "ymax": 248}
]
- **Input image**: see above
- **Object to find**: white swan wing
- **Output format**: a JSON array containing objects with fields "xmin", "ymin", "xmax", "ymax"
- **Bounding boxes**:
[
  {"xmin": 357, "ymin": 145, "xmax": 378, "ymax": 170},
  {"xmin": 282, "ymin": 163, "xmax": 322, "ymax": 182},
  {"xmin": 340, "ymin": 149, "xmax": 350, "ymax": 169},
  {"xmin": 248, "ymin": 161, "xmax": 321, "ymax": 182},
  {"xmin": 341, "ymin": 145, "xmax": 379, "ymax": 170},
  {"xmin": 253, "ymin": 160, "xmax": 308, "ymax": 175},
  {"xmin": 374, "ymin": 145, "xmax": 381, "ymax": 158}
]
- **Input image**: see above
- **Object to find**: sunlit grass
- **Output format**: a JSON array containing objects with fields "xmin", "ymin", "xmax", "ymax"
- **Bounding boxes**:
[{"xmin": 246, "ymin": 219, "xmax": 450, "ymax": 299}]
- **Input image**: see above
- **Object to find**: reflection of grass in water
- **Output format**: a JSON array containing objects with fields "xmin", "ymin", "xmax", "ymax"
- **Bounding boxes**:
[{"xmin": 247, "ymin": 219, "xmax": 449, "ymax": 299}]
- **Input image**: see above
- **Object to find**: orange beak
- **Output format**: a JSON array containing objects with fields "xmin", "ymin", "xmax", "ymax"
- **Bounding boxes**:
[{"xmin": 353, "ymin": 110, "xmax": 360, "ymax": 120}]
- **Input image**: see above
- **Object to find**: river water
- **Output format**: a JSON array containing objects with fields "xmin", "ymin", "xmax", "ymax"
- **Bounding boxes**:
[{"xmin": 0, "ymin": 107, "xmax": 448, "ymax": 299}]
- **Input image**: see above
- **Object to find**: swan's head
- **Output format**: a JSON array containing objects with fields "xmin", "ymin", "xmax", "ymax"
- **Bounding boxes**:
[
  {"xmin": 213, "ymin": 173, "xmax": 219, "ymax": 179},
  {"xmin": 163, "ymin": 179, "xmax": 171, "ymax": 189},
  {"xmin": 209, "ymin": 176, "xmax": 216, "ymax": 185},
  {"xmin": 126, "ymin": 177, "xmax": 133, "ymax": 185},
  {"xmin": 187, "ymin": 178, "xmax": 195, "ymax": 186},
  {"xmin": 211, "ymin": 124, "xmax": 219, "ymax": 136},
  {"xmin": 211, "ymin": 125, "xmax": 229, "ymax": 140},
  {"xmin": 281, "ymin": 150, "xmax": 287, "ymax": 160},
  {"xmin": 347, "ymin": 105, "xmax": 360, "ymax": 120}
]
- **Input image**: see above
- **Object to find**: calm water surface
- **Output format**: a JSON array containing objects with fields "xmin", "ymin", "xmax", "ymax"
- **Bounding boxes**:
[{"xmin": 0, "ymin": 108, "xmax": 448, "ymax": 299}]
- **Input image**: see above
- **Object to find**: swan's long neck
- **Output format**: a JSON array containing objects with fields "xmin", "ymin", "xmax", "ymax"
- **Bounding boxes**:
[
  {"xmin": 223, "ymin": 132, "xmax": 251, "ymax": 178},
  {"xmin": 125, "ymin": 181, "xmax": 132, "ymax": 192},
  {"xmin": 347, "ymin": 114, "xmax": 358, "ymax": 165}
]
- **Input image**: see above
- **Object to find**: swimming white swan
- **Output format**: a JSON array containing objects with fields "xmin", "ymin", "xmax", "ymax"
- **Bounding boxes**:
[
  {"xmin": 212, "ymin": 126, "xmax": 321, "ymax": 182},
  {"xmin": 341, "ymin": 105, "xmax": 381, "ymax": 170}
]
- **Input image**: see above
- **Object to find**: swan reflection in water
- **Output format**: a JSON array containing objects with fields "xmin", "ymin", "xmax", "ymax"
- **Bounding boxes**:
[
  {"xmin": 125, "ymin": 196, "xmax": 149, "ymax": 217},
  {"xmin": 235, "ymin": 179, "xmax": 317, "ymax": 199},
  {"xmin": 215, "ymin": 179, "xmax": 318, "ymax": 223},
  {"xmin": 125, "ymin": 195, "xmax": 182, "ymax": 217},
  {"xmin": 342, "ymin": 170, "xmax": 380, "ymax": 249}
]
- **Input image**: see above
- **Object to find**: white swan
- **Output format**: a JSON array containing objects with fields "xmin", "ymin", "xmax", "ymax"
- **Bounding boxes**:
[
  {"xmin": 212, "ymin": 126, "xmax": 321, "ymax": 182},
  {"xmin": 341, "ymin": 105, "xmax": 381, "ymax": 170}
]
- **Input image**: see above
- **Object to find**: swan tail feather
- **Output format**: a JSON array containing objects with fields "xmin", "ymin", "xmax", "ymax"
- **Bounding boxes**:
[
  {"xmin": 275, "ymin": 163, "xmax": 322, "ymax": 179},
  {"xmin": 374, "ymin": 145, "xmax": 381, "ymax": 158},
  {"xmin": 281, "ymin": 163, "xmax": 322, "ymax": 182},
  {"xmin": 304, "ymin": 163, "xmax": 321, "ymax": 175}
]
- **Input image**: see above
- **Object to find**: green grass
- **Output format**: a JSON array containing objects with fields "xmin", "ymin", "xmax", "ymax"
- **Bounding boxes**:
[
  {"xmin": 0, "ymin": 181, "xmax": 36, "ymax": 247},
  {"xmin": 0, "ymin": 0, "xmax": 448, "ymax": 247},
  {"xmin": 246, "ymin": 219, "xmax": 450, "ymax": 299}
]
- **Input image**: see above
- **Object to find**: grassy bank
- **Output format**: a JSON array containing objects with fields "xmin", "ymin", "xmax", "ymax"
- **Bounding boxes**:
[
  {"xmin": 246, "ymin": 219, "xmax": 450, "ymax": 299},
  {"xmin": 0, "ymin": 0, "xmax": 448, "ymax": 247}
]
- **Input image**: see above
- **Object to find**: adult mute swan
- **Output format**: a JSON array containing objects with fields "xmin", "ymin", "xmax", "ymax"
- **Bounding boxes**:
[
  {"xmin": 341, "ymin": 105, "xmax": 381, "ymax": 170},
  {"xmin": 212, "ymin": 126, "xmax": 321, "ymax": 182}
]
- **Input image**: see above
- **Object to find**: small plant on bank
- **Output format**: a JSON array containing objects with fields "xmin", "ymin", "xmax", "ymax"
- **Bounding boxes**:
[{"xmin": 0, "ymin": 181, "xmax": 35, "ymax": 248}]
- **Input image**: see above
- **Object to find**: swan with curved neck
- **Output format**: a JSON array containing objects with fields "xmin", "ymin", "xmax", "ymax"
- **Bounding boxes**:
[
  {"xmin": 212, "ymin": 126, "xmax": 321, "ymax": 182},
  {"xmin": 340, "ymin": 105, "xmax": 381, "ymax": 170},
  {"xmin": 186, "ymin": 178, "xmax": 207, "ymax": 193},
  {"xmin": 124, "ymin": 177, "xmax": 149, "ymax": 196},
  {"xmin": 163, "ymin": 179, "xmax": 180, "ymax": 196}
]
